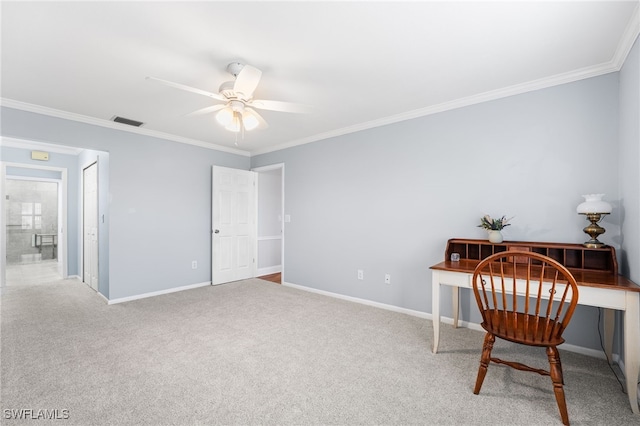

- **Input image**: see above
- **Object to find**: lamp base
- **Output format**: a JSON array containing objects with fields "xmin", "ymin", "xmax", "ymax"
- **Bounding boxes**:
[
  {"xmin": 581, "ymin": 213, "xmax": 608, "ymax": 249},
  {"xmin": 583, "ymin": 240, "xmax": 606, "ymax": 249}
]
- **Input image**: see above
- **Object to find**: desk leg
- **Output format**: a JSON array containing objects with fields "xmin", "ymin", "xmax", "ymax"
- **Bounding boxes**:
[
  {"xmin": 452, "ymin": 287, "xmax": 459, "ymax": 328},
  {"xmin": 625, "ymin": 292, "xmax": 639, "ymax": 414},
  {"xmin": 603, "ymin": 308, "xmax": 614, "ymax": 363},
  {"xmin": 432, "ymin": 270, "xmax": 440, "ymax": 354}
]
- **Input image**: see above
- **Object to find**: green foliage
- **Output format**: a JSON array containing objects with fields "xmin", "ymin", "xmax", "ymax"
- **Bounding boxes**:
[{"xmin": 478, "ymin": 215, "xmax": 512, "ymax": 230}]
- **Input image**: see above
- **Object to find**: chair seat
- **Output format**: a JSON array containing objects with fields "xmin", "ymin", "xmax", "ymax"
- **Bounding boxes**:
[{"xmin": 480, "ymin": 310, "xmax": 566, "ymax": 347}]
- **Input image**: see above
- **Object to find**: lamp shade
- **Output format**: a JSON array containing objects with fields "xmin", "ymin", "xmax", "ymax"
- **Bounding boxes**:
[
  {"xmin": 576, "ymin": 194, "xmax": 612, "ymax": 214},
  {"xmin": 242, "ymin": 109, "xmax": 260, "ymax": 131},
  {"xmin": 216, "ymin": 108, "xmax": 234, "ymax": 126}
]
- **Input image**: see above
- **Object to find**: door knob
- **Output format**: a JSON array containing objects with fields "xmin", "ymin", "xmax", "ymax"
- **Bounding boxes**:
[{"xmin": 214, "ymin": 229, "xmax": 220, "ymax": 234}]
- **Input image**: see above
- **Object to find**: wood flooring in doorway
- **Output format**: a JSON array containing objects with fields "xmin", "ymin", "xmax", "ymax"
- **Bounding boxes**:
[{"xmin": 258, "ymin": 273, "xmax": 281, "ymax": 284}]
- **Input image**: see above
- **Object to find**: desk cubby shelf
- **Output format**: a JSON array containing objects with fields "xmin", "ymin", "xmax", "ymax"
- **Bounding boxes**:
[{"xmin": 445, "ymin": 238, "xmax": 618, "ymax": 274}]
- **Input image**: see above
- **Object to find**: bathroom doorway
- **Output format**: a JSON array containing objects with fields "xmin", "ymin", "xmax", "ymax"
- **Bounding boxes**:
[{"xmin": 4, "ymin": 177, "xmax": 62, "ymax": 286}]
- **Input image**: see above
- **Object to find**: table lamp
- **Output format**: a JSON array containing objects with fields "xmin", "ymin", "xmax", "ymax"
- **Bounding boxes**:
[{"xmin": 576, "ymin": 194, "xmax": 612, "ymax": 248}]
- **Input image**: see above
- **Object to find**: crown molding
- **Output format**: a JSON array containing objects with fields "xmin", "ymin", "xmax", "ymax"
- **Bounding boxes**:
[
  {"xmin": 253, "ymin": 6, "xmax": 640, "ymax": 157},
  {"xmin": 252, "ymin": 60, "xmax": 622, "ymax": 156},
  {"xmin": 0, "ymin": 99, "xmax": 250, "ymax": 157},
  {"xmin": 612, "ymin": 2, "xmax": 640, "ymax": 69},
  {"xmin": 0, "ymin": 136, "xmax": 84, "ymax": 155}
]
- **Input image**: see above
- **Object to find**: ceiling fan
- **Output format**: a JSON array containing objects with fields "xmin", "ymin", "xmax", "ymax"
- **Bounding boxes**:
[{"xmin": 147, "ymin": 62, "xmax": 308, "ymax": 134}]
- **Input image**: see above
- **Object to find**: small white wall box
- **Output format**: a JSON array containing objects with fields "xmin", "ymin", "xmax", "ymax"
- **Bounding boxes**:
[{"xmin": 31, "ymin": 151, "xmax": 49, "ymax": 161}]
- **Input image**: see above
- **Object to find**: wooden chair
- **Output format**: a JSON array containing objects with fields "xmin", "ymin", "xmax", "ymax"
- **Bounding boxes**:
[{"xmin": 471, "ymin": 251, "xmax": 579, "ymax": 425}]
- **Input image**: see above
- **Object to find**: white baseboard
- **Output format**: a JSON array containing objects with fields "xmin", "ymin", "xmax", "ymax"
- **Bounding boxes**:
[
  {"xmin": 71, "ymin": 277, "xmax": 111, "ymax": 304},
  {"xmin": 107, "ymin": 281, "xmax": 211, "ymax": 305},
  {"xmin": 283, "ymin": 281, "xmax": 431, "ymax": 319},
  {"xmin": 97, "ymin": 290, "xmax": 109, "ymax": 304},
  {"xmin": 257, "ymin": 265, "xmax": 281, "ymax": 276},
  {"xmin": 561, "ymin": 342, "xmax": 609, "ymax": 360},
  {"xmin": 56, "ymin": 275, "xmax": 80, "ymax": 283},
  {"xmin": 282, "ymin": 281, "xmax": 611, "ymax": 361}
]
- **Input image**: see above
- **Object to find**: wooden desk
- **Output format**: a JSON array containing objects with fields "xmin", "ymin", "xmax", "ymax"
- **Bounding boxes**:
[{"xmin": 430, "ymin": 238, "xmax": 640, "ymax": 415}]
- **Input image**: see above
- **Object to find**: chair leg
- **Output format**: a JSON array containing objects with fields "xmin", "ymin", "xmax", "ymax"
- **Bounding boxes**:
[
  {"xmin": 474, "ymin": 332, "xmax": 495, "ymax": 394},
  {"xmin": 547, "ymin": 346, "xmax": 570, "ymax": 426}
]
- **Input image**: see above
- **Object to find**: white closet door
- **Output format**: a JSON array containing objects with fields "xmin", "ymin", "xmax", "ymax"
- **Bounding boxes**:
[{"xmin": 83, "ymin": 162, "xmax": 98, "ymax": 291}]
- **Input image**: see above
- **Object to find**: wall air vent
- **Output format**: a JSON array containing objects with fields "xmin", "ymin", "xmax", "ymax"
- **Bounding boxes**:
[{"xmin": 111, "ymin": 116, "xmax": 144, "ymax": 127}]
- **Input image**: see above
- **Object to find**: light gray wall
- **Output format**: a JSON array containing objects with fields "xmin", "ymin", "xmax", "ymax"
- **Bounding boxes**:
[
  {"xmin": 258, "ymin": 169, "xmax": 282, "ymax": 237},
  {"xmin": 619, "ymin": 37, "xmax": 640, "ymax": 284},
  {"xmin": 252, "ymin": 73, "xmax": 622, "ymax": 352},
  {"xmin": 1, "ymin": 108, "xmax": 250, "ymax": 299},
  {"xmin": 618, "ymin": 36, "xmax": 640, "ymax": 364},
  {"xmin": 6, "ymin": 166, "xmax": 61, "ymax": 180}
]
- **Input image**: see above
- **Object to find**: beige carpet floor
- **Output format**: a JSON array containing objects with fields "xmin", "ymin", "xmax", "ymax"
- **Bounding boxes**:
[{"xmin": 1, "ymin": 277, "xmax": 638, "ymax": 425}]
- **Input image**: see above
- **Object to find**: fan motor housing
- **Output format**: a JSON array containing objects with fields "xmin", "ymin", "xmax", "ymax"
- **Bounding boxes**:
[
  {"xmin": 228, "ymin": 100, "xmax": 245, "ymax": 112},
  {"xmin": 226, "ymin": 62, "xmax": 244, "ymax": 77},
  {"xmin": 219, "ymin": 80, "xmax": 235, "ymax": 94}
]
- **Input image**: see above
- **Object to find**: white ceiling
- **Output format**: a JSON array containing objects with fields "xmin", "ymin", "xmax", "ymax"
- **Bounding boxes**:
[{"xmin": 1, "ymin": 1, "xmax": 638, "ymax": 156}]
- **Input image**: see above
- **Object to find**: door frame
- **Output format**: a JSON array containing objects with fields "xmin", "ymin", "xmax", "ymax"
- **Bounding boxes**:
[
  {"xmin": 252, "ymin": 163, "xmax": 285, "ymax": 282},
  {"xmin": 0, "ymin": 161, "xmax": 68, "ymax": 290}
]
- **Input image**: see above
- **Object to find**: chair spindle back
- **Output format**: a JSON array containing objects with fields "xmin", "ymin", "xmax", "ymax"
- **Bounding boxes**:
[{"xmin": 472, "ymin": 251, "xmax": 579, "ymax": 345}]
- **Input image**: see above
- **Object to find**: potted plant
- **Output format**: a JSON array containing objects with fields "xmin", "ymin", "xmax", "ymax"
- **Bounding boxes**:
[{"xmin": 478, "ymin": 215, "xmax": 511, "ymax": 243}]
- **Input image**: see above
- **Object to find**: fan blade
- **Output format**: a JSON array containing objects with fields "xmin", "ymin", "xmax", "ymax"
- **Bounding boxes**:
[
  {"xmin": 243, "ymin": 107, "xmax": 269, "ymax": 130},
  {"xmin": 248, "ymin": 99, "xmax": 311, "ymax": 114},
  {"xmin": 146, "ymin": 76, "xmax": 226, "ymax": 101},
  {"xmin": 233, "ymin": 65, "xmax": 262, "ymax": 98},
  {"xmin": 183, "ymin": 104, "xmax": 227, "ymax": 117}
]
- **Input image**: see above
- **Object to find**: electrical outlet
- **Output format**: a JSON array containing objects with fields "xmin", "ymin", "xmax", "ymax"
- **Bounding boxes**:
[
  {"xmin": 192, "ymin": 261, "xmax": 197, "ymax": 269},
  {"xmin": 357, "ymin": 269, "xmax": 364, "ymax": 280},
  {"xmin": 384, "ymin": 274, "xmax": 391, "ymax": 284}
]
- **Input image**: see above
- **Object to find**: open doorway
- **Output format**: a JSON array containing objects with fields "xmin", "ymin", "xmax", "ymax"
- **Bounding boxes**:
[
  {"xmin": 2, "ymin": 164, "xmax": 67, "ymax": 288},
  {"xmin": 5, "ymin": 178, "xmax": 60, "ymax": 285},
  {"xmin": 253, "ymin": 164, "xmax": 284, "ymax": 284}
]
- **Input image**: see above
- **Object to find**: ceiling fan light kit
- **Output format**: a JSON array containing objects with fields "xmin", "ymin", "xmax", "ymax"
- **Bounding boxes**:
[
  {"xmin": 225, "ymin": 112, "xmax": 243, "ymax": 133},
  {"xmin": 215, "ymin": 108, "xmax": 234, "ymax": 127},
  {"xmin": 241, "ymin": 109, "xmax": 260, "ymax": 131},
  {"xmin": 148, "ymin": 61, "xmax": 308, "ymax": 138},
  {"xmin": 215, "ymin": 100, "xmax": 260, "ymax": 133}
]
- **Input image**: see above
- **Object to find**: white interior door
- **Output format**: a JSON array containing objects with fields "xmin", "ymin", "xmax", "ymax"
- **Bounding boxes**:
[
  {"xmin": 83, "ymin": 162, "xmax": 98, "ymax": 291},
  {"xmin": 211, "ymin": 166, "xmax": 257, "ymax": 285}
]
